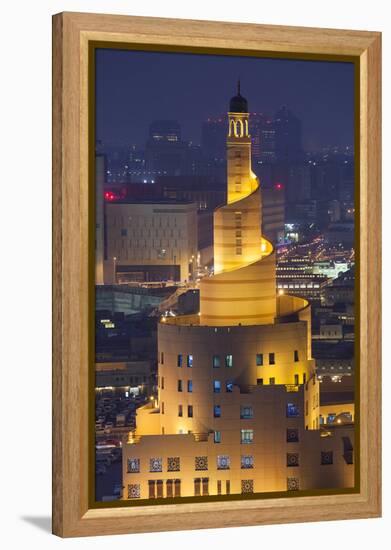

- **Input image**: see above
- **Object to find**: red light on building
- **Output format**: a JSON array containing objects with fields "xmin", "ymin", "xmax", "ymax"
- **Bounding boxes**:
[
  {"xmin": 274, "ymin": 183, "xmax": 284, "ymax": 190},
  {"xmin": 104, "ymin": 191, "xmax": 117, "ymax": 201}
]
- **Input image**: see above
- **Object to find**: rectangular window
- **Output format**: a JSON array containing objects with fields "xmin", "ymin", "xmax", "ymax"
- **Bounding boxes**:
[
  {"xmin": 187, "ymin": 354, "xmax": 193, "ymax": 368},
  {"xmin": 225, "ymin": 354, "xmax": 233, "ymax": 368},
  {"xmin": 156, "ymin": 479, "xmax": 163, "ymax": 498},
  {"xmin": 240, "ymin": 406, "xmax": 253, "ymax": 419},
  {"xmin": 286, "ymin": 402, "xmax": 300, "ymax": 418},
  {"xmin": 214, "ymin": 405, "xmax": 221, "ymax": 418},
  {"xmin": 177, "ymin": 354, "xmax": 182, "ymax": 367},
  {"xmin": 294, "ymin": 374, "xmax": 299, "ymax": 385},
  {"xmin": 226, "ymin": 480, "xmax": 231, "ymax": 495},
  {"xmin": 241, "ymin": 455, "xmax": 254, "ymax": 469},
  {"xmin": 194, "ymin": 478, "xmax": 201, "ymax": 496},
  {"xmin": 217, "ymin": 480, "xmax": 222, "ymax": 495},
  {"xmin": 269, "ymin": 377, "xmax": 275, "ymax": 385},
  {"xmin": 214, "ymin": 431, "xmax": 221, "ymax": 443},
  {"xmin": 256, "ymin": 353, "xmax": 263, "ymax": 366},
  {"xmin": 241, "ymin": 429, "xmax": 254, "ymax": 444},
  {"xmin": 174, "ymin": 479, "xmax": 181, "ymax": 497},
  {"xmin": 287, "ymin": 428, "xmax": 299, "ymax": 443},
  {"xmin": 166, "ymin": 479, "xmax": 173, "ymax": 498},
  {"xmin": 188, "ymin": 405, "xmax": 193, "ymax": 417},
  {"xmin": 269, "ymin": 352, "xmax": 275, "ymax": 365},
  {"xmin": 178, "ymin": 404, "xmax": 183, "ymax": 417},
  {"xmin": 294, "ymin": 350, "xmax": 299, "ymax": 362},
  {"xmin": 303, "ymin": 373, "xmax": 306, "ymax": 384},
  {"xmin": 217, "ymin": 455, "xmax": 230, "ymax": 470},
  {"xmin": 202, "ymin": 478, "xmax": 209, "ymax": 496},
  {"xmin": 161, "ymin": 352, "xmax": 164, "ymax": 364},
  {"xmin": 121, "ymin": 228, "xmax": 128, "ymax": 237},
  {"xmin": 257, "ymin": 378, "xmax": 264, "ymax": 386},
  {"xmin": 177, "ymin": 380, "xmax": 183, "ymax": 392},
  {"xmin": 161, "ymin": 401, "xmax": 164, "ymax": 414},
  {"xmin": 213, "ymin": 355, "xmax": 221, "ymax": 368},
  {"xmin": 149, "ymin": 458, "xmax": 163, "ymax": 472},
  {"xmin": 236, "ymin": 247, "xmax": 242, "ymax": 255},
  {"xmin": 187, "ymin": 380, "xmax": 193, "ymax": 392},
  {"xmin": 148, "ymin": 480, "xmax": 155, "ymax": 499},
  {"xmin": 213, "ymin": 380, "xmax": 221, "ymax": 393},
  {"xmin": 226, "ymin": 380, "xmax": 233, "ymax": 392},
  {"xmin": 161, "ymin": 376, "xmax": 165, "ymax": 389},
  {"xmin": 287, "ymin": 453, "xmax": 299, "ymax": 467},
  {"xmin": 321, "ymin": 451, "xmax": 334, "ymax": 465}
]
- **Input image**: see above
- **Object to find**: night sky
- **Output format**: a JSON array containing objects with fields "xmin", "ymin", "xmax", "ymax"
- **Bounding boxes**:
[{"xmin": 95, "ymin": 48, "xmax": 355, "ymax": 152}]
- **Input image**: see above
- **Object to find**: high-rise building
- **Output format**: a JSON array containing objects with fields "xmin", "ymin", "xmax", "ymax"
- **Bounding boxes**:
[
  {"xmin": 274, "ymin": 106, "xmax": 303, "ymax": 162},
  {"xmin": 122, "ymin": 86, "xmax": 354, "ymax": 500},
  {"xmin": 145, "ymin": 120, "xmax": 189, "ymax": 176}
]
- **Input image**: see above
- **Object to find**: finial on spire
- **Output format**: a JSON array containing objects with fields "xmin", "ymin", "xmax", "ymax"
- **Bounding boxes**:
[{"xmin": 237, "ymin": 78, "xmax": 241, "ymax": 95}]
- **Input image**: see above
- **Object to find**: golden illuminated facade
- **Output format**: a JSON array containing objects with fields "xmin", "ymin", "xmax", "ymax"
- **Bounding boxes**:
[{"xmin": 122, "ymin": 86, "xmax": 354, "ymax": 500}]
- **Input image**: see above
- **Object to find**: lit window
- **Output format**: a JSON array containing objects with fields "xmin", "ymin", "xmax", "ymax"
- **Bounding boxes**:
[
  {"xmin": 225, "ymin": 354, "xmax": 233, "ymax": 368},
  {"xmin": 213, "ymin": 380, "xmax": 221, "ymax": 393},
  {"xmin": 217, "ymin": 455, "xmax": 230, "ymax": 470},
  {"xmin": 241, "ymin": 455, "xmax": 254, "ymax": 469},
  {"xmin": 226, "ymin": 380, "xmax": 233, "ymax": 392},
  {"xmin": 187, "ymin": 355, "xmax": 193, "ymax": 368},
  {"xmin": 187, "ymin": 380, "xmax": 193, "ymax": 392},
  {"xmin": 214, "ymin": 405, "xmax": 221, "ymax": 418},
  {"xmin": 214, "ymin": 431, "xmax": 221, "ymax": 443},
  {"xmin": 286, "ymin": 403, "xmax": 299, "ymax": 418},
  {"xmin": 240, "ymin": 406, "xmax": 253, "ymax": 419},
  {"xmin": 269, "ymin": 352, "xmax": 275, "ymax": 365},
  {"xmin": 177, "ymin": 354, "xmax": 182, "ymax": 367},
  {"xmin": 241, "ymin": 429, "xmax": 254, "ymax": 444},
  {"xmin": 127, "ymin": 458, "xmax": 140, "ymax": 473},
  {"xmin": 256, "ymin": 353, "xmax": 263, "ymax": 366},
  {"xmin": 213, "ymin": 355, "xmax": 221, "ymax": 368}
]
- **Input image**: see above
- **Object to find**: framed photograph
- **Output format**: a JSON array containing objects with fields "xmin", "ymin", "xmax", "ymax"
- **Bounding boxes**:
[{"xmin": 52, "ymin": 12, "xmax": 381, "ymax": 537}]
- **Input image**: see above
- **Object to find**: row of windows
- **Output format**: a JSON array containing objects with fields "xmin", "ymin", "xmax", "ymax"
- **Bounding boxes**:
[
  {"xmin": 127, "ymin": 477, "xmax": 301, "ymax": 499},
  {"xmin": 256, "ymin": 373, "xmax": 306, "ymax": 386},
  {"xmin": 167, "ymin": 403, "xmax": 300, "ymax": 420},
  {"xmin": 160, "ymin": 352, "xmax": 300, "ymax": 367},
  {"xmin": 128, "ymin": 454, "xmax": 256, "ymax": 474}
]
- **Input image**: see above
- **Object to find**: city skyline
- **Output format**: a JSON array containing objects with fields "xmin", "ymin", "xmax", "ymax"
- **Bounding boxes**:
[{"xmin": 96, "ymin": 48, "xmax": 355, "ymax": 152}]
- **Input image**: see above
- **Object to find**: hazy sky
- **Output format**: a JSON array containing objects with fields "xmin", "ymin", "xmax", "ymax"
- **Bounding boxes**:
[{"xmin": 95, "ymin": 48, "xmax": 355, "ymax": 152}]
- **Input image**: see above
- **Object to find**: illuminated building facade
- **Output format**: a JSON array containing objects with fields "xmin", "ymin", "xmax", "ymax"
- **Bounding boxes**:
[{"xmin": 122, "ymin": 86, "xmax": 354, "ymax": 500}]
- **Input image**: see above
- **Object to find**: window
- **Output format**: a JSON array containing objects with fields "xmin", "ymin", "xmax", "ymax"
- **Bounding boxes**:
[
  {"xmin": 194, "ymin": 478, "xmax": 208, "ymax": 496},
  {"xmin": 305, "ymin": 400, "xmax": 309, "ymax": 416},
  {"xmin": 214, "ymin": 405, "xmax": 221, "ymax": 418},
  {"xmin": 194, "ymin": 478, "xmax": 201, "ymax": 496},
  {"xmin": 226, "ymin": 480, "xmax": 231, "ymax": 494},
  {"xmin": 287, "ymin": 428, "xmax": 299, "ymax": 443},
  {"xmin": 257, "ymin": 378, "xmax": 264, "ymax": 386},
  {"xmin": 269, "ymin": 377, "xmax": 275, "ymax": 385},
  {"xmin": 127, "ymin": 458, "xmax": 140, "ymax": 473},
  {"xmin": 156, "ymin": 479, "xmax": 163, "ymax": 498},
  {"xmin": 213, "ymin": 355, "xmax": 221, "ymax": 368},
  {"xmin": 174, "ymin": 479, "xmax": 181, "ymax": 497},
  {"xmin": 178, "ymin": 404, "xmax": 183, "ymax": 417},
  {"xmin": 217, "ymin": 480, "xmax": 222, "ymax": 495},
  {"xmin": 241, "ymin": 455, "xmax": 254, "ymax": 469},
  {"xmin": 167, "ymin": 457, "xmax": 180, "ymax": 472},
  {"xmin": 294, "ymin": 374, "xmax": 299, "ymax": 385},
  {"xmin": 286, "ymin": 402, "xmax": 300, "ymax": 417},
  {"xmin": 236, "ymin": 247, "xmax": 242, "ymax": 255},
  {"xmin": 187, "ymin": 354, "xmax": 193, "ymax": 368},
  {"xmin": 161, "ymin": 401, "xmax": 165, "ymax": 414},
  {"xmin": 294, "ymin": 350, "xmax": 299, "ymax": 362},
  {"xmin": 187, "ymin": 380, "xmax": 193, "ymax": 392},
  {"xmin": 241, "ymin": 429, "xmax": 254, "ymax": 444},
  {"xmin": 321, "ymin": 451, "xmax": 333, "ymax": 465},
  {"xmin": 121, "ymin": 228, "xmax": 128, "ymax": 237},
  {"xmin": 160, "ymin": 352, "xmax": 164, "ymax": 364},
  {"xmin": 202, "ymin": 478, "xmax": 209, "ymax": 496},
  {"xmin": 217, "ymin": 455, "xmax": 230, "ymax": 470},
  {"xmin": 128, "ymin": 484, "xmax": 141, "ymax": 499},
  {"xmin": 303, "ymin": 373, "xmax": 306, "ymax": 384},
  {"xmin": 149, "ymin": 457, "xmax": 162, "ymax": 472},
  {"xmin": 226, "ymin": 380, "xmax": 233, "ymax": 392},
  {"xmin": 166, "ymin": 479, "xmax": 173, "ymax": 498},
  {"xmin": 213, "ymin": 380, "xmax": 221, "ymax": 393},
  {"xmin": 241, "ymin": 479, "xmax": 254, "ymax": 494},
  {"xmin": 269, "ymin": 352, "xmax": 275, "ymax": 365},
  {"xmin": 188, "ymin": 405, "xmax": 193, "ymax": 418},
  {"xmin": 177, "ymin": 380, "xmax": 183, "ymax": 392},
  {"xmin": 195, "ymin": 456, "xmax": 208, "ymax": 471},
  {"xmin": 177, "ymin": 354, "xmax": 182, "ymax": 367},
  {"xmin": 287, "ymin": 477, "xmax": 299, "ymax": 491},
  {"xmin": 161, "ymin": 376, "xmax": 165, "ymax": 389},
  {"xmin": 287, "ymin": 453, "xmax": 299, "ymax": 467},
  {"xmin": 240, "ymin": 406, "xmax": 253, "ymax": 419},
  {"xmin": 256, "ymin": 353, "xmax": 263, "ymax": 366},
  {"xmin": 214, "ymin": 431, "xmax": 221, "ymax": 443},
  {"xmin": 225, "ymin": 354, "xmax": 233, "ymax": 368}
]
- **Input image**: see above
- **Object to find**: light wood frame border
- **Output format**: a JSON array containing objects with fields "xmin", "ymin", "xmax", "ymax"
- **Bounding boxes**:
[{"xmin": 52, "ymin": 11, "xmax": 381, "ymax": 537}]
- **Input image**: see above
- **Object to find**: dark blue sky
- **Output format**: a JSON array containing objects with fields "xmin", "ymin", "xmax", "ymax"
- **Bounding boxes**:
[{"xmin": 95, "ymin": 48, "xmax": 355, "ymax": 152}]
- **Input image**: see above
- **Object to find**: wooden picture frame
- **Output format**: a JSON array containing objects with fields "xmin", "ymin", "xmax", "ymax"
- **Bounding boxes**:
[{"xmin": 52, "ymin": 11, "xmax": 381, "ymax": 537}]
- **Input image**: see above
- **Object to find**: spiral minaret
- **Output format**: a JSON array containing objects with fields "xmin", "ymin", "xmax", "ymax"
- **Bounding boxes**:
[{"xmin": 200, "ymin": 82, "xmax": 276, "ymax": 326}]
